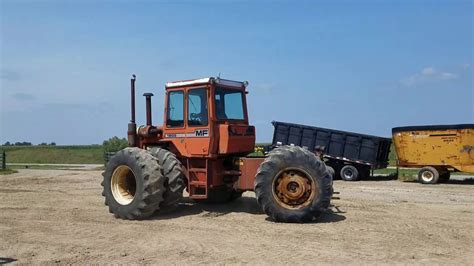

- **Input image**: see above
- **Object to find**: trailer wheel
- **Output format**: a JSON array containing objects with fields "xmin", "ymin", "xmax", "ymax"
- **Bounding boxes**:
[
  {"xmin": 254, "ymin": 145, "xmax": 332, "ymax": 223},
  {"xmin": 149, "ymin": 147, "xmax": 186, "ymax": 209},
  {"xmin": 418, "ymin": 166, "xmax": 439, "ymax": 184},
  {"xmin": 340, "ymin": 165, "xmax": 359, "ymax": 181},
  {"xmin": 101, "ymin": 148, "xmax": 165, "ymax": 219}
]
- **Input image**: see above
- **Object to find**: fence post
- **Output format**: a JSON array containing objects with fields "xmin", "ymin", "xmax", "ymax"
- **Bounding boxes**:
[{"xmin": 1, "ymin": 151, "xmax": 5, "ymax": 170}]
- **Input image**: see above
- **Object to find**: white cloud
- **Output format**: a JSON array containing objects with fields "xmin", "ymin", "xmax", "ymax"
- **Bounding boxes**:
[
  {"xmin": 421, "ymin": 67, "xmax": 436, "ymax": 76},
  {"xmin": 440, "ymin": 72, "xmax": 458, "ymax": 80},
  {"xmin": 253, "ymin": 83, "xmax": 274, "ymax": 93},
  {"xmin": 401, "ymin": 66, "xmax": 459, "ymax": 86}
]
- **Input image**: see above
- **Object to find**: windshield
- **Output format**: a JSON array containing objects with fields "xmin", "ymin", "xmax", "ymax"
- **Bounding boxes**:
[{"xmin": 214, "ymin": 87, "xmax": 245, "ymax": 120}]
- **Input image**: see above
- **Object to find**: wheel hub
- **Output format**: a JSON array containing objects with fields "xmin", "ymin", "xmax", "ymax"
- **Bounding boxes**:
[
  {"xmin": 421, "ymin": 171, "xmax": 433, "ymax": 182},
  {"xmin": 344, "ymin": 169, "xmax": 353, "ymax": 179},
  {"xmin": 273, "ymin": 169, "xmax": 316, "ymax": 209},
  {"xmin": 111, "ymin": 165, "xmax": 137, "ymax": 205}
]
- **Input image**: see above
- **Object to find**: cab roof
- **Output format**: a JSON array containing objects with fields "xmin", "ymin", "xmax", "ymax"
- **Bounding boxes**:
[{"xmin": 165, "ymin": 77, "xmax": 247, "ymax": 89}]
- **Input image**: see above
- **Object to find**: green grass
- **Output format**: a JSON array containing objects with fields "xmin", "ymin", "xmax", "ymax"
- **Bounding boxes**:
[
  {"xmin": 373, "ymin": 168, "xmax": 417, "ymax": 175},
  {"xmin": 373, "ymin": 168, "xmax": 418, "ymax": 182},
  {"xmin": 0, "ymin": 168, "xmax": 18, "ymax": 175},
  {"xmin": 8, "ymin": 164, "xmax": 104, "ymax": 171},
  {"xmin": 0, "ymin": 145, "xmax": 104, "ymax": 164},
  {"xmin": 373, "ymin": 167, "xmax": 474, "ymax": 183},
  {"xmin": 8, "ymin": 164, "xmax": 80, "ymax": 170},
  {"xmin": 388, "ymin": 143, "xmax": 397, "ymax": 166}
]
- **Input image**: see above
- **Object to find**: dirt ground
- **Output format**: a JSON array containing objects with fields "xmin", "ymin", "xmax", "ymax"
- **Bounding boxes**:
[{"xmin": 1, "ymin": 169, "xmax": 473, "ymax": 264}]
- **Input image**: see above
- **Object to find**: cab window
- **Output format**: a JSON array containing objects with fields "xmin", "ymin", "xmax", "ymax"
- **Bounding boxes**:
[
  {"xmin": 215, "ymin": 88, "xmax": 245, "ymax": 120},
  {"xmin": 188, "ymin": 88, "xmax": 208, "ymax": 126},
  {"xmin": 167, "ymin": 91, "xmax": 184, "ymax": 127}
]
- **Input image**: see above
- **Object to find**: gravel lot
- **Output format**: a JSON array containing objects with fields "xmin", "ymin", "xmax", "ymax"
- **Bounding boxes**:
[{"xmin": 1, "ymin": 169, "xmax": 473, "ymax": 264}]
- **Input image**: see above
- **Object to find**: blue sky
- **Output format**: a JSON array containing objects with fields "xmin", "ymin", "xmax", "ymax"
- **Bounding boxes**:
[{"xmin": 1, "ymin": 0, "xmax": 473, "ymax": 144}]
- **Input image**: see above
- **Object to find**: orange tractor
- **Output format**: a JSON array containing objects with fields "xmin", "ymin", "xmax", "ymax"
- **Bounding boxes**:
[{"xmin": 101, "ymin": 75, "xmax": 333, "ymax": 223}]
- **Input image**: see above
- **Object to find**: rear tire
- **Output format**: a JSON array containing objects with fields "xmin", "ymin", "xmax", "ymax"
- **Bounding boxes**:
[
  {"xmin": 340, "ymin": 165, "xmax": 359, "ymax": 181},
  {"xmin": 418, "ymin": 166, "xmax": 439, "ymax": 184},
  {"xmin": 254, "ymin": 145, "xmax": 332, "ymax": 223},
  {"xmin": 149, "ymin": 147, "xmax": 186, "ymax": 209},
  {"xmin": 101, "ymin": 148, "xmax": 165, "ymax": 220}
]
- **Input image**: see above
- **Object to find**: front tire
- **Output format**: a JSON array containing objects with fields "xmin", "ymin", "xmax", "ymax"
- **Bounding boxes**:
[
  {"xmin": 254, "ymin": 145, "xmax": 332, "ymax": 223},
  {"xmin": 101, "ymin": 148, "xmax": 165, "ymax": 220}
]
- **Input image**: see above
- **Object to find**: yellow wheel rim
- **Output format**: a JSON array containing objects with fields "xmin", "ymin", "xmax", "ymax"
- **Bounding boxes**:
[
  {"xmin": 111, "ymin": 165, "xmax": 137, "ymax": 205},
  {"xmin": 272, "ymin": 168, "xmax": 317, "ymax": 209}
]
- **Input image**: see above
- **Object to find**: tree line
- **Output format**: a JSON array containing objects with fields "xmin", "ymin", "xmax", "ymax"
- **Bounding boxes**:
[
  {"xmin": 2, "ymin": 137, "xmax": 128, "ymax": 152},
  {"xmin": 2, "ymin": 141, "xmax": 57, "ymax": 146}
]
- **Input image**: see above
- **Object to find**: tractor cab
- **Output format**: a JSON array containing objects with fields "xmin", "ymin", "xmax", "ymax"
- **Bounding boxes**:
[{"xmin": 160, "ymin": 77, "xmax": 255, "ymax": 158}]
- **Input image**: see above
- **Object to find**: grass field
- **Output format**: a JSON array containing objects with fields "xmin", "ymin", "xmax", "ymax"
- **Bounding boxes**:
[
  {"xmin": 1, "ymin": 143, "xmax": 471, "ymax": 179},
  {"xmin": 0, "ymin": 168, "xmax": 18, "ymax": 175},
  {"xmin": 2, "ymin": 144, "xmax": 274, "ymax": 164},
  {"xmin": 0, "ymin": 145, "xmax": 104, "ymax": 164},
  {"xmin": 0, "ymin": 143, "xmax": 426, "ymax": 167},
  {"xmin": 7, "ymin": 164, "xmax": 93, "ymax": 170}
]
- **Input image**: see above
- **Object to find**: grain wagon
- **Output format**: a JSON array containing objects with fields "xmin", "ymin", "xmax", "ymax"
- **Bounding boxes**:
[{"xmin": 392, "ymin": 124, "xmax": 474, "ymax": 184}]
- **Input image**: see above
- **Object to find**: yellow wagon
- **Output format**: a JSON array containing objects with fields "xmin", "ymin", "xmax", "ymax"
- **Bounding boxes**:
[{"xmin": 392, "ymin": 124, "xmax": 474, "ymax": 184}]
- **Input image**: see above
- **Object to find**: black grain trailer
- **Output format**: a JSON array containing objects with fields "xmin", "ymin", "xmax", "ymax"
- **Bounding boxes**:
[{"xmin": 271, "ymin": 121, "xmax": 392, "ymax": 181}]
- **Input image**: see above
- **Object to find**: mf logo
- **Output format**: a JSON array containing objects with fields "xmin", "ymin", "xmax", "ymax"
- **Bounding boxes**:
[{"xmin": 195, "ymin": 129, "xmax": 209, "ymax": 137}]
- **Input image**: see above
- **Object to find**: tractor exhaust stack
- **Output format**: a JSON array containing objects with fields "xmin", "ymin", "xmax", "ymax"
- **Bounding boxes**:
[
  {"xmin": 143, "ymin": 93, "xmax": 154, "ymax": 126},
  {"xmin": 127, "ymin": 74, "xmax": 137, "ymax": 147},
  {"xmin": 130, "ymin": 74, "xmax": 136, "ymax": 124}
]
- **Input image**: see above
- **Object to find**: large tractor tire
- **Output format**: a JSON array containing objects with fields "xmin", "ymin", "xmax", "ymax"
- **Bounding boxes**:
[
  {"xmin": 101, "ymin": 147, "xmax": 165, "ymax": 220},
  {"xmin": 340, "ymin": 165, "xmax": 360, "ymax": 181},
  {"xmin": 149, "ymin": 147, "xmax": 186, "ymax": 208},
  {"xmin": 254, "ymin": 145, "xmax": 333, "ymax": 223},
  {"xmin": 418, "ymin": 166, "xmax": 439, "ymax": 184}
]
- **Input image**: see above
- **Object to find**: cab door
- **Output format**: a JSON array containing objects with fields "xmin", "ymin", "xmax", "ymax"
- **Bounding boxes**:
[
  {"xmin": 184, "ymin": 87, "xmax": 211, "ymax": 156},
  {"xmin": 163, "ymin": 89, "xmax": 187, "ymax": 155}
]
